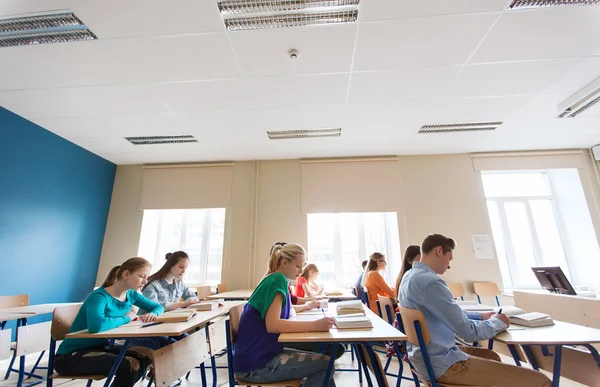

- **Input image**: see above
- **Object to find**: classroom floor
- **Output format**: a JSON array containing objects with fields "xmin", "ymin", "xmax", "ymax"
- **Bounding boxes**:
[{"xmin": 0, "ymin": 349, "xmax": 585, "ymax": 387}]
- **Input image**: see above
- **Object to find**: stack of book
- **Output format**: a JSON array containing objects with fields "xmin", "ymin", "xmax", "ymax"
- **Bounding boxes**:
[
  {"xmin": 336, "ymin": 300, "xmax": 365, "ymax": 315},
  {"xmin": 155, "ymin": 309, "xmax": 197, "ymax": 323}
]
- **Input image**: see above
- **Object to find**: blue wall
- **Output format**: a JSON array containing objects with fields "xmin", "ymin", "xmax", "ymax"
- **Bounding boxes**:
[{"xmin": 0, "ymin": 107, "xmax": 116, "ymax": 311}]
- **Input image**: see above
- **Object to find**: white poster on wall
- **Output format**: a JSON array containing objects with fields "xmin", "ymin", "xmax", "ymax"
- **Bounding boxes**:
[{"xmin": 471, "ymin": 234, "xmax": 494, "ymax": 260}]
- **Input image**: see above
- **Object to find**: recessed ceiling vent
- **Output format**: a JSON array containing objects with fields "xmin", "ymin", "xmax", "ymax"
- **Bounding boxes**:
[
  {"xmin": 125, "ymin": 135, "xmax": 198, "ymax": 145},
  {"xmin": 418, "ymin": 122, "xmax": 502, "ymax": 134},
  {"xmin": 508, "ymin": 0, "xmax": 600, "ymax": 9},
  {"xmin": 217, "ymin": 0, "xmax": 360, "ymax": 31},
  {"xmin": 0, "ymin": 12, "xmax": 97, "ymax": 48},
  {"xmin": 267, "ymin": 128, "xmax": 341, "ymax": 140}
]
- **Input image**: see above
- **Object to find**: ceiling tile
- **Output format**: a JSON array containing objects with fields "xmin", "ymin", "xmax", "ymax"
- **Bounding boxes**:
[
  {"xmin": 228, "ymin": 24, "xmax": 356, "ymax": 77},
  {"xmin": 69, "ymin": 137, "xmax": 138, "ymax": 154},
  {"xmin": 544, "ymin": 56, "xmax": 600, "ymax": 94},
  {"xmin": 359, "ymin": 0, "xmax": 509, "ymax": 21},
  {"xmin": 348, "ymin": 66, "xmax": 461, "ymax": 104},
  {"xmin": 0, "ymin": 34, "xmax": 239, "ymax": 90},
  {"xmin": 73, "ymin": 0, "xmax": 224, "ymax": 37},
  {"xmin": 471, "ymin": 6, "xmax": 600, "ymax": 63},
  {"xmin": 32, "ymin": 113, "xmax": 183, "ymax": 139},
  {"xmin": 355, "ymin": 13, "xmax": 498, "ymax": 69},
  {"xmin": 452, "ymin": 58, "xmax": 582, "ymax": 98},
  {"xmin": 156, "ymin": 74, "xmax": 350, "ymax": 112},
  {"xmin": 0, "ymin": 84, "xmax": 168, "ymax": 119}
]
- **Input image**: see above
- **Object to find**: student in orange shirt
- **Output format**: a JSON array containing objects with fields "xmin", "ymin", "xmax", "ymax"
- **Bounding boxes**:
[{"xmin": 363, "ymin": 252, "xmax": 396, "ymax": 314}]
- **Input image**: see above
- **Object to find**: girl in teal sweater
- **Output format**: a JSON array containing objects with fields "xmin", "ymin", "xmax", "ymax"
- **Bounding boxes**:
[{"xmin": 55, "ymin": 257, "xmax": 164, "ymax": 387}]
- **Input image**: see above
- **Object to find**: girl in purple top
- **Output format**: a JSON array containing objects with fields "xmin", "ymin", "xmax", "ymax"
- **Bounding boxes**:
[{"xmin": 233, "ymin": 243, "xmax": 336, "ymax": 387}]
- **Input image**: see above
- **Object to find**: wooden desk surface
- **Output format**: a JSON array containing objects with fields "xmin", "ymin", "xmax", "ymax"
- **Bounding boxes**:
[
  {"xmin": 207, "ymin": 289, "xmax": 253, "ymax": 300},
  {"xmin": 0, "ymin": 313, "xmax": 32, "ymax": 322},
  {"xmin": 67, "ymin": 301, "xmax": 245, "ymax": 339},
  {"xmin": 279, "ymin": 305, "xmax": 406, "ymax": 343},
  {"xmin": 495, "ymin": 320, "xmax": 600, "ymax": 345},
  {"xmin": 0, "ymin": 303, "xmax": 83, "ymax": 316}
]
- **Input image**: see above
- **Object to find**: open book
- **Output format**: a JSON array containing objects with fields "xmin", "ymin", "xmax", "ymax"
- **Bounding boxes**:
[
  {"xmin": 508, "ymin": 311, "xmax": 554, "ymax": 327},
  {"xmin": 189, "ymin": 299, "xmax": 224, "ymax": 311},
  {"xmin": 336, "ymin": 300, "xmax": 365, "ymax": 315},
  {"xmin": 155, "ymin": 309, "xmax": 196, "ymax": 323},
  {"xmin": 333, "ymin": 315, "xmax": 373, "ymax": 329}
]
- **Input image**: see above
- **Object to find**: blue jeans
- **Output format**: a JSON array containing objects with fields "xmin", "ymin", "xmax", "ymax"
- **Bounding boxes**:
[{"xmin": 235, "ymin": 348, "xmax": 336, "ymax": 387}]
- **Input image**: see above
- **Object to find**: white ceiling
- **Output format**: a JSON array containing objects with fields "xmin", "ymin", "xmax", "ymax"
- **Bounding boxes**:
[{"xmin": 1, "ymin": 0, "xmax": 600, "ymax": 164}]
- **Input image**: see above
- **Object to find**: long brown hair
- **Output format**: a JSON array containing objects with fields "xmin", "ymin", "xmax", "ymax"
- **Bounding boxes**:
[
  {"xmin": 300, "ymin": 263, "xmax": 319, "ymax": 280},
  {"xmin": 362, "ymin": 252, "xmax": 385, "ymax": 287},
  {"xmin": 395, "ymin": 245, "xmax": 421, "ymax": 296},
  {"xmin": 268, "ymin": 243, "xmax": 305, "ymax": 275},
  {"xmin": 144, "ymin": 251, "xmax": 190, "ymax": 290},
  {"xmin": 102, "ymin": 257, "xmax": 152, "ymax": 288}
]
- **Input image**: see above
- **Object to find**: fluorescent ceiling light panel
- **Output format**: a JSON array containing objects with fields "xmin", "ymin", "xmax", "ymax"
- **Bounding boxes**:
[
  {"xmin": 267, "ymin": 128, "xmax": 341, "ymax": 139},
  {"xmin": 508, "ymin": 0, "xmax": 600, "ymax": 9},
  {"xmin": 125, "ymin": 135, "xmax": 198, "ymax": 145},
  {"xmin": 0, "ymin": 12, "xmax": 97, "ymax": 48},
  {"xmin": 217, "ymin": 0, "xmax": 360, "ymax": 30},
  {"xmin": 557, "ymin": 75, "xmax": 600, "ymax": 118},
  {"xmin": 419, "ymin": 122, "xmax": 502, "ymax": 134}
]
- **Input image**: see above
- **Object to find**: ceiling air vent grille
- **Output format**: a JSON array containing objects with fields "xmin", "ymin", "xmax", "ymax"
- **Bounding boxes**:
[
  {"xmin": 419, "ymin": 122, "xmax": 502, "ymax": 134},
  {"xmin": 125, "ymin": 135, "xmax": 198, "ymax": 145},
  {"xmin": 0, "ymin": 12, "xmax": 97, "ymax": 48},
  {"xmin": 217, "ymin": 0, "xmax": 360, "ymax": 31},
  {"xmin": 267, "ymin": 128, "xmax": 341, "ymax": 140},
  {"xmin": 508, "ymin": 0, "xmax": 600, "ymax": 9}
]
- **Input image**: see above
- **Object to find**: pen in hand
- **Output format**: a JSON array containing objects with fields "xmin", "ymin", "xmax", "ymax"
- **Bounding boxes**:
[
  {"xmin": 498, "ymin": 308, "xmax": 503, "ymax": 314},
  {"xmin": 321, "ymin": 308, "xmax": 326, "ymax": 317}
]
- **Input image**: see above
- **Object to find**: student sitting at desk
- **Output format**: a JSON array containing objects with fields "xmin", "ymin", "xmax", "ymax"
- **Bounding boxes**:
[
  {"xmin": 363, "ymin": 252, "xmax": 396, "ymax": 314},
  {"xmin": 354, "ymin": 260, "xmax": 368, "ymax": 304},
  {"xmin": 233, "ymin": 243, "xmax": 336, "ymax": 387},
  {"xmin": 399, "ymin": 234, "xmax": 551, "ymax": 387},
  {"xmin": 394, "ymin": 245, "xmax": 421, "ymax": 298},
  {"xmin": 55, "ymin": 257, "xmax": 165, "ymax": 387},
  {"xmin": 139, "ymin": 251, "xmax": 199, "ymax": 313},
  {"xmin": 295, "ymin": 263, "xmax": 323, "ymax": 297}
]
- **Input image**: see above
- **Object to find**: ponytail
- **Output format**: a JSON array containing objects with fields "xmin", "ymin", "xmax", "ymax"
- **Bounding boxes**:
[
  {"xmin": 362, "ymin": 252, "xmax": 385, "ymax": 287},
  {"xmin": 102, "ymin": 265, "xmax": 121, "ymax": 288},
  {"xmin": 101, "ymin": 257, "xmax": 152, "ymax": 288}
]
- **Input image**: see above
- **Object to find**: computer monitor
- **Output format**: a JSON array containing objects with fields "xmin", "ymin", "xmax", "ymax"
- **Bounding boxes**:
[{"xmin": 531, "ymin": 266, "xmax": 577, "ymax": 295}]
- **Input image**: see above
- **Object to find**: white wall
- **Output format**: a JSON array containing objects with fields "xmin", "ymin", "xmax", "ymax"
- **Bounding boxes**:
[{"xmin": 97, "ymin": 152, "xmax": 600, "ymax": 303}]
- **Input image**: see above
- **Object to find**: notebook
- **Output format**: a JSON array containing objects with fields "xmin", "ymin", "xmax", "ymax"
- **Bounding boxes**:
[
  {"xmin": 333, "ymin": 316, "xmax": 373, "ymax": 329},
  {"xmin": 190, "ymin": 299, "xmax": 224, "ymax": 311},
  {"xmin": 336, "ymin": 300, "xmax": 365, "ymax": 315},
  {"xmin": 155, "ymin": 309, "xmax": 196, "ymax": 323},
  {"xmin": 509, "ymin": 312, "xmax": 554, "ymax": 328}
]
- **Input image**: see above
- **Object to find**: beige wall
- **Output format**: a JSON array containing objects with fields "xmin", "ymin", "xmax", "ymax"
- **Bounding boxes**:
[{"xmin": 97, "ymin": 152, "xmax": 600, "ymax": 302}]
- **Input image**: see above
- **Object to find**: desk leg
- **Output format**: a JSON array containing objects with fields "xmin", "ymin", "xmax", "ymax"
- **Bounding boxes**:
[
  {"xmin": 321, "ymin": 343, "xmax": 337, "ymax": 387},
  {"xmin": 103, "ymin": 339, "xmax": 130, "ymax": 387},
  {"xmin": 521, "ymin": 345, "xmax": 539, "ymax": 371},
  {"xmin": 552, "ymin": 345, "xmax": 562, "ymax": 387},
  {"xmin": 507, "ymin": 344, "xmax": 522, "ymax": 367},
  {"xmin": 583, "ymin": 344, "xmax": 600, "ymax": 369},
  {"xmin": 210, "ymin": 354, "xmax": 217, "ymax": 387},
  {"xmin": 355, "ymin": 344, "xmax": 373, "ymax": 387},
  {"xmin": 363, "ymin": 342, "xmax": 386, "ymax": 387}
]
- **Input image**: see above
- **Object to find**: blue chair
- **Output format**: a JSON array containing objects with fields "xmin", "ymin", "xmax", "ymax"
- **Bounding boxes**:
[{"xmin": 399, "ymin": 307, "xmax": 481, "ymax": 387}]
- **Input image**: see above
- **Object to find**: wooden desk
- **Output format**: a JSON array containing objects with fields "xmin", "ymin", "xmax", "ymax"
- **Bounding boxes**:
[
  {"xmin": 66, "ymin": 301, "xmax": 243, "ymax": 387},
  {"xmin": 494, "ymin": 320, "xmax": 600, "ymax": 387},
  {"xmin": 280, "ymin": 306, "xmax": 406, "ymax": 387},
  {"xmin": 206, "ymin": 290, "xmax": 252, "ymax": 301},
  {"xmin": 324, "ymin": 292, "xmax": 357, "ymax": 302},
  {"xmin": 0, "ymin": 303, "xmax": 82, "ymax": 316},
  {"xmin": 0, "ymin": 313, "xmax": 32, "ymax": 323},
  {"xmin": 67, "ymin": 301, "xmax": 244, "ymax": 339}
]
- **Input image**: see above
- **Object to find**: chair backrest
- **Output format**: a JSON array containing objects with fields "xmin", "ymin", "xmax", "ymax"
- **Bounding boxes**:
[
  {"xmin": 154, "ymin": 330, "xmax": 209, "ymax": 387},
  {"xmin": 217, "ymin": 283, "xmax": 228, "ymax": 293},
  {"xmin": 473, "ymin": 282, "xmax": 500, "ymax": 297},
  {"xmin": 228, "ymin": 303, "xmax": 245, "ymax": 344},
  {"xmin": 51, "ymin": 304, "xmax": 82, "ymax": 341},
  {"xmin": 207, "ymin": 317, "xmax": 228, "ymax": 356},
  {"xmin": 447, "ymin": 282, "xmax": 465, "ymax": 299},
  {"xmin": 0, "ymin": 329, "xmax": 12, "ymax": 361},
  {"xmin": 399, "ymin": 307, "xmax": 431, "ymax": 346},
  {"xmin": 195, "ymin": 285, "xmax": 212, "ymax": 298},
  {"xmin": 16, "ymin": 322, "xmax": 51, "ymax": 356},
  {"xmin": 356, "ymin": 343, "xmax": 390, "ymax": 387},
  {"xmin": 377, "ymin": 295, "xmax": 395, "ymax": 325},
  {"xmin": 0, "ymin": 294, "xmax": 29, "ymax": 309}
]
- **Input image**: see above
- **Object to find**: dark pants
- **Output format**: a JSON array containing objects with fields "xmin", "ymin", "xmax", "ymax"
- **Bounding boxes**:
[{"xmin": 55, "ymin": 345, "xmax": 154, "ymax": 387}]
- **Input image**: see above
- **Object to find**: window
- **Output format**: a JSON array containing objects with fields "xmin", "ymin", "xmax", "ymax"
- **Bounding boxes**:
[
  {"xmin": 138, "ymin": 208, "xmax": 226, "ymax": 286},
  {"xmin": 307, "ymin": 212, "xmax": 401, "ymax": 288},
  {"xmin": 482, "ymin": 170, "xmax": 600, "ymax": 291}
]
